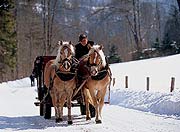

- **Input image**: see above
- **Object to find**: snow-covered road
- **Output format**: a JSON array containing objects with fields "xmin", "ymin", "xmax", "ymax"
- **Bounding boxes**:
[{"xmin": 0, "ymin": 78, "xmax": 179, "ymax": 132}]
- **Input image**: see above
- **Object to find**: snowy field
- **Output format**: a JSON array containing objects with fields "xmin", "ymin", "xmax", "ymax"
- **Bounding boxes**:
[{"xmin": 0, "ymin": 54, "xmax": 180, "ymax": 132}]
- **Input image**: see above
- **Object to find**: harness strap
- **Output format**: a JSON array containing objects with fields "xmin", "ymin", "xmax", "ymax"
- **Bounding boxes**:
[
  {"xmin": 107, "ymin": 66, "xmax": 112, "ymax": 104},
  {"xmin": 72, "ymin": 78, "xmax": 89, "ymax": 98}
]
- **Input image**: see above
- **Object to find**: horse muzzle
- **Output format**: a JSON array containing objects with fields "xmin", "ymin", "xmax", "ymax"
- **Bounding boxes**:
[{"xmin": 90, "ymin": 66, "xmax": 98, "ymax": 76}]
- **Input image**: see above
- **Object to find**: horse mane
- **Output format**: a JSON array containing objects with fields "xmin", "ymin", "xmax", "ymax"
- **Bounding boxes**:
[
  {"xmin": 54, "ymin": 41, "xmax": 75, "ymax": 66},
  {"xmin": 91, "ymin": 45, "xmax": 106, "ymax": 67}
]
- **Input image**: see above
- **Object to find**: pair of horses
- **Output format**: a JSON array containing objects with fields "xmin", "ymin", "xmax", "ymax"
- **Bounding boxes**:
[{"xmin": 44, "ymin": 41, "xmax": 111, "ymax": 124}]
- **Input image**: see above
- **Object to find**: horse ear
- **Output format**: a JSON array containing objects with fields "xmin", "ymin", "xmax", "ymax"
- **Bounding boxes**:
[
  {"xmin": 69, "ymin": 41, "xmax": 75, "ymax": 47},
  {"xmin": 87, "ymin": 43, "xmax": 92, "ymax": 50},
  {"xmin": 58, "ymin": 41, "xmax": 63, "ymax": 46},
  {"xmin": 99, "ymin": 45, "xmax": 104, "ymax": 50}
]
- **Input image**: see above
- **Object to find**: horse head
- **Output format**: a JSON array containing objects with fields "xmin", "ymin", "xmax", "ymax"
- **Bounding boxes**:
[
  {"xmin": 55, "ymin": 41, "xmax": 75, "ymax": 71},
  {"xmin": 88, "ymin": 44, "xmax": 106, "ymax": 76}
]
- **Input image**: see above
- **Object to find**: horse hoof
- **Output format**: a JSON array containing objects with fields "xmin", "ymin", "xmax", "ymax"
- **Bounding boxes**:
[
  {"xmin": 56, "ymin": 118, "xmax": 63, "ymax": 123},
  {"xmin": 68, "ymin": 120, "xmax": 73, "ymax": 125},
  {"xmin": 86, "ymin": 117, "xmax": 91, "ymax": 120},
  {"xmin": 96, "ymin": 120, "xmax": 102, "ymax": 124}
]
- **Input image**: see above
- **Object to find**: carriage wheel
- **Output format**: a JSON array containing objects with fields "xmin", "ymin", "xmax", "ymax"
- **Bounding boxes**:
[
  {"xmin": 80, "ymin": 103, "xmax": 86, "ymax": 115},
  {"xmin": 43, "ymin": 102, "xmax": 51, "ymax": 119},
  {"xmin": 40, "ymin": 103, "xmax": 44, "ymax": 116},
  {"xmin": 43, "ymin": 89, "xmax": 52, "ymax": 119},
  {"xmin": 39, "ymin": 86, "xmax": 46, "ymax": 116},
  {"xmin": 89, "ymin": 104, "xmax": 95, "ymax": 118}
]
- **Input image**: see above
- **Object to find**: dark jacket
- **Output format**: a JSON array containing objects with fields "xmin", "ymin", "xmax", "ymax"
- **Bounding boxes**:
[{"xmin": 75, "ymin": 40, "xmax": 94, "ymax": 60}]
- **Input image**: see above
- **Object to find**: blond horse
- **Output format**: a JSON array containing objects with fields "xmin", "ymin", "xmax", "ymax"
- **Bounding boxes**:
[
  {"xmin": 44, "ymin": 41, "xmax": 76, "ymax": 124},
  {"xmin": 82, "ymin": 44, "xmax": 111, "ymax": 124}
]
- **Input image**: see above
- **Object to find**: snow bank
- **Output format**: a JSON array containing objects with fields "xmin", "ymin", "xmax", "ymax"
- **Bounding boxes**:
[
  {"xmin": 110, "ymin": 89, "xmax": 180, "ymax": 116},
  {"xmin": 107, "ymin": 54, "xmax": 180, "ymax": 117},
  {"xmin": 0, "ymin": 78, "xmax": 31, "ymax": 89}
]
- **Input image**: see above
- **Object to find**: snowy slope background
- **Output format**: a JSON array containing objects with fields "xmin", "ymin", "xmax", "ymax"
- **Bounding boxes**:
[
  {"xmin": 0, "ymin": 54, "xmax": 180, "ymax": 132},
  {"xmin": 110, "ymin": 54, "xmax": 180, "ymax": 116}
]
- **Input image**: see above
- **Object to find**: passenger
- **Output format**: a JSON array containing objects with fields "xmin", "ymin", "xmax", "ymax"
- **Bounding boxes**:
[
  {"xmin": 75, "ymin": 34, "xmax": 94, "ymax": 79},
  {"xmin": 74, "ymin": 34, "xmax": 94, "ymax": 101},
  {"xmin": 75, "ymin": 34, "xmax": 94, "ymax": 60}
]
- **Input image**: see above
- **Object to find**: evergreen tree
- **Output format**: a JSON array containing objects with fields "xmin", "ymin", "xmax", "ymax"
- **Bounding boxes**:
[
  {"xmin": 160, "ymin": 6, "xmax": 180, "ymax": 56},
  {"xmin": 153, "ymin": 38, "xmax": 161, "ymax": 49},
  {"xmin": 0, "ymin": 0, "xmax": 16, "ymax": 80},
  {"xmin": 108, "ymin": 44, "xmax": 122, "ymax": 64}
]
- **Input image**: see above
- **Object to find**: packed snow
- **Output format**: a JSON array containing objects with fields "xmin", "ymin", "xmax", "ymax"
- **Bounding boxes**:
[{"xmin": 0, "ymin": 54, "xmax": 180, "ymax": 132}]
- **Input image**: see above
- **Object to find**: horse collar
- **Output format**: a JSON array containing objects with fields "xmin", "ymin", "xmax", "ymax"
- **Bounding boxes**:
[
  {"xmin": 55, "ymin": 69, "xmax": 75, "ymax": 81},
  {"xmin": 91, "ymin": 70, "xmax": 108, "ymax": 80}
]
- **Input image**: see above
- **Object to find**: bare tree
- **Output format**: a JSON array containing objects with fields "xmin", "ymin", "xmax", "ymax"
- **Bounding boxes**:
[
  {"xmin": 155, "ymin": 0, "xmax": 162, "ymax": 43},
  {"xmin": 125, "ymin": 0, "xmax": 142, "ymax": 59},
  {"xmin": 15, "ymin": 0, "xmax": 19, "ymax": 79},
  {"xmin": 42, "ymin": 0, "xmax": 58, "ymax": 55},
  {"xmin": 177, "ymin": 0, "xmax": 180, "ymax": 12},
  {"xmin": 42, "ymin": 0, "xmax": 46, "ymax": 55}
]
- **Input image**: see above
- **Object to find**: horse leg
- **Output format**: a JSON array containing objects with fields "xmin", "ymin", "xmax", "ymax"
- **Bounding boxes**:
[
  {"xmin": 54, "ymin": 92, "xmax": 63, "ymax": 123},
  {"xmin": 95, "ymin": 103, "xmax": 101, "ymax": 124},
  {"xmin": 89, "ymin": 89, "xmax": 100, "ymax": 123},
  {"xmin": 97, "ymin": 89, "xmax": 107, "ymax": 123},
  {"xmin": 67, "ymin": 93, "xmax": 73, "ymax": 125},
  {"xmin": 94, "ymin": 100, "xmax": 101, "ymax": 124},
  {"xmin": 83, "ymin": 88, "xmax": 91, "ymax": 120},
  {"xmin": 56, "ymin": 106, "xmax": 63, "ymax": 123},
  {"xmin": 86, "ymin": 101, "xmax": 91, "ymax": 120},
  {"xmin": 56, "ymin": 94, "xmax": 66, "ymax": 123},
  {"xmin": 50, "ymin": 91, "xmax": 60, "ymax": 122}
]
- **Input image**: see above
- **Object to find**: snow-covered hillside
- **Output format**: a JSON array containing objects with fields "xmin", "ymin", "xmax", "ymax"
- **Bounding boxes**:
[
  {"xmin": 0, "ymin": 54, "xmax": 180, "ymax": 132},
  {"xmin": 110, "ymin": 54, "xmax": 180, "ymax": 116}
]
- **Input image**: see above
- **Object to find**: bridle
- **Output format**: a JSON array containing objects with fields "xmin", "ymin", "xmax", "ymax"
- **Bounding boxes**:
[
  {"xmin": 86, "ymin": 49, "xmax": 104, "ymax": 76},
  {"xmin": 58, "ymin": 45, "xmax": 74, "ymax": 71},
  {"xmin": 88, "ymin": 50, "xmax": 102, "ymax": 66}
]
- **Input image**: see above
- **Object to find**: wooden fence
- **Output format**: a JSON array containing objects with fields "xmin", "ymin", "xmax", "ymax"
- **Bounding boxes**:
[{"xmin": 113, "ymin": 76, "xmax": 176, "ymax": 92}]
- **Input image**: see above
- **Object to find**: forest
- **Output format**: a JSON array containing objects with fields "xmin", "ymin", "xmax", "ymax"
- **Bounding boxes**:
[{"xmin": 0, "ymin": 0, "xmax": 180, "ymax": 82}]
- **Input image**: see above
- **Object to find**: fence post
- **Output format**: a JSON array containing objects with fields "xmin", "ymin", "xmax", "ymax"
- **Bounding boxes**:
[
  {"xmin": 113, "ymin": 78, "xmax": 115, "ymax": 86},
  {"xmin": 125, "ymin": 76, "xmax": 128, "ymax": 88},
  {"xmin": 170, "ymin": 77, "xmax": 175, "ymax": 92},
  {"xmin": 146, "ymin": 77, "xmax": 149, "ymax": 91}
]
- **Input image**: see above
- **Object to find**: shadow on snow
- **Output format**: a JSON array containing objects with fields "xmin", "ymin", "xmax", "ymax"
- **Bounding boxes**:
[{"xmin": 0, "ymin": 115, "xmax": 92, "ymax": 131}]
